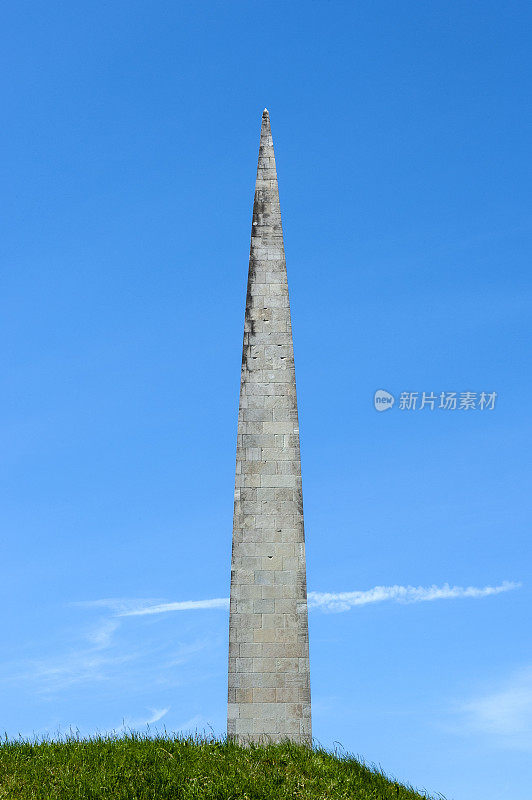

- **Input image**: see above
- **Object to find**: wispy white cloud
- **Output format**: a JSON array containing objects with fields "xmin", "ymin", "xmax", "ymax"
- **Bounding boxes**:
[
  {"xmin": 307, "ymin": 581, "xmax": 520, "ymax": 612},
  {"xmin": 173, "ymin": 714, "xmax": 212, "ymax": 735},
  {"xmin": 99, "ymin": 581, "xmax": 519, "ymax": 617},
  {"xmin": 120, "ymin": 706, "xmax": 170, "ymax": 732},
  {"xmin": 16, "ymin": 616, "xmax": 128, "ymax": 692},
  {"xmin": 19, "ymin": 651, "xmax": 137, "ymax": 693},
  {"xmin": 19, "ymin": 581, "xmax": 515, "ymax": 696},
  {"xmin": 119, "ymin": 598, "xmax": 230, "ymax": 617},
  {"xmin": 86, "ymin": 619, "xmax": 120, "ymax": 648},
  {"xmin": 109, "ymin": 707, "xmax": 170, "ymax": 734},
  {"xmin": 74, "ymin": 599, "xmax": 165, "ymax": 616},
  {"xmin": 458, "ymin": 667, "xmax": 532, "ymax": 750},
  {"xmin": 143, "ymin": 707, "xmax": 170, "ymax": 725}
]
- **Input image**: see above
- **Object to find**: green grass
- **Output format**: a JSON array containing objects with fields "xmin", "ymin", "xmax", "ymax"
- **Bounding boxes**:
[{"xmin": 0, "ymin": 732, "xmax": 444, "ymax": 800}]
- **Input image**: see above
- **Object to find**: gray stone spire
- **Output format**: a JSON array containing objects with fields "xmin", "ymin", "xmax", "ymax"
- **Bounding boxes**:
[{"xmin": 227, "ymin": 109, "xmax": 311, "ymax": 744}]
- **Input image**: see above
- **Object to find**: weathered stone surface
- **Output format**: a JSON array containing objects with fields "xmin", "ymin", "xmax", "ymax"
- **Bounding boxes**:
[{"xmin": 227, "ymin": 110, "xmax": 311, "ymax": 745}]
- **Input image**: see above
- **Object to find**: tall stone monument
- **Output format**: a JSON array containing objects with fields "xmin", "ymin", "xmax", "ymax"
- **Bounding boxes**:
[{"xmin": 227, "ymin": 110, "xmax": 311, "ymax": 744}]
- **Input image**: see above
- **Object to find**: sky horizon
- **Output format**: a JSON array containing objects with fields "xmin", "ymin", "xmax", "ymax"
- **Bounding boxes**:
[{"xmin": 2, "ymin": 3, "xmax": 531, "ymax": 799}]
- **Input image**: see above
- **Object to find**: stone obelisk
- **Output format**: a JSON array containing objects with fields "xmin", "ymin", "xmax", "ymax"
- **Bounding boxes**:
[{"xmin": 227, "ymin": 110, "xmax": 311, "ymax": 744}]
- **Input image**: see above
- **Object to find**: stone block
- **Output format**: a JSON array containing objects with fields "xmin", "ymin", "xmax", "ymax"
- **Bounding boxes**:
[
  {"xmin": 262, "ymin": 421, "xmax": 295, "ymax": 434},
  {"xmin": 286, "ymin": 703, "xmax": 303, "ymax": 717},
  {"xmin": 239, "ymin": 703, "xmax": 256, "ymax": 719},
  {"xmin": 275, "ymin": 688, "xmax": 300, "ymax": 703},
  {"xmin": 248, "ymin": 672, "xmax": 276, "ymax": 689},
  {"xmin": 236, "ymin": 585, "xmax": 263, "ymax": 600},
  {"xmin": 239, "ymin": 488, "xmax": 257, "ymax": 502},
  {"xmin": 239, "ymin": 642, "xmax": 262, "ymax": 657},
  {"xmin": 235, "ymin": 688, "xmax": 253, "ymax": 703},
  {"xmin": 276, "ymin": 461, "xmax": 301, "ymax": 475},
  {"xmin": 260, "ymin": 448, "xmax": 299, "ymax": 462},
  {"xmin": 261, "ymin": 555, "xmax": 282, "ymax": 570},
  {"xmin": 261, "ymin": 612, "xmax": 286, "ymax": 629},
  {"xmin": 273, "ymin": 488, "xmax": 294, "ymax": 500},
  {"xmin": 236, "ymin": 557, "xmax": 261, "ymax": 572},
  {"xmin": 253, "ymin": 718, "xmax": 279, "ymax": 734},
  {"xmin": 274, "ymin": 598, "xmax": 297, "ymax": 614},
  {"xmin": 252, "ymin": 657, "xmax": 276, "ymax": 672},
  {"xmin": 275, "ymin": 657, "xmax": 299, "ymax": 672},
  {"xmin": 269, "ymin": 643, "xmax": 303, "ymax": 658},
  {"xmin": 254, "ymin": 570, "xmax": 274, "ymax": 586},
  {"xmin": 235, "ymin": 719, "xmax": 254, "ymax": 734},
  {"xmin": 298, "ymin": 687, "xmax": 311, "ymax": 702},
  {"xmin": 253, "ymin": 598, "xmax": 275, "ymax": 614},
  {"xmin": 235, "ymin": 596, "xmax": 253, "ymax": 614},
  {"xmin": 283, "ymin": 719, "xmax": 302, "ymax": 735},
  {"xmin": 274, "ymin": 629, "xmax": 298, "ymax": 644},
  {"xmin": 253, "ymin": 688, "xmax": 276, "ymax": 703},
  {"xmin": 261, "ymin": 585, "xmax": 284, "ymax": 599},
  {"xmin": 236, "ymin": 657, "xmax": 253, "ymax": 672},
  {"xmin": 274, "ymin": 569, "xmax": 296, "ymax": 585},
  {"xmin": 282, "ymin": 672, "xmax": 308, "ymax": 688},
  {"xmin": 282, "ymin": 557, "xmax": 298, "ymax": 571},
  {"xmin": 261, "ymin": 501, "xmax": 298, "ymax": 516},
  {"xmin": 256, "ymin": 487, "xmax": 276, "ymax": 501},
  {"xmin": 253, "ymin": 628, "xmax": 276, "ymax": 643},
  {"xmin": 241, "ymin": 460, "xmax": 276, "ymax": 474}
]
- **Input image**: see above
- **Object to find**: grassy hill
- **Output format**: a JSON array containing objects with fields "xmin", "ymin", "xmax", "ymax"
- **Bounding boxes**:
[{"xmin": 0, "ymin": 733, "xmax": 443, "ymax": 800}]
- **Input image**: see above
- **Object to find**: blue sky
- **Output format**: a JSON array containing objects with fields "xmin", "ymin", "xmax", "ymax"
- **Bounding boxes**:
[{"xmin": 1, "ymin": 2, "xmax": 531, "ymax": 798}]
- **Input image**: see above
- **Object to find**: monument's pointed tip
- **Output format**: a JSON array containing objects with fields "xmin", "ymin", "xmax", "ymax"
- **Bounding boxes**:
[{"xmin": 263, "ymin": 108, "xmax": 269, "ymax": 116}]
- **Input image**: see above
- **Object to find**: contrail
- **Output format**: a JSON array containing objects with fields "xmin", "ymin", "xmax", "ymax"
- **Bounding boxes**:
[{"xmin": 112, "ymin": 581, "xmax": 520, "ymax": 617}]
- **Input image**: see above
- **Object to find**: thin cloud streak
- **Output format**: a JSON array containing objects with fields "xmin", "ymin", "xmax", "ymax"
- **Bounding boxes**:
[
  {"xmin": 307, "ymin": 581, "xmax": 520, "ymax": 612},
  {"xmin": 119, "ymin": 598, "xmax": 230, "ymax": 617},
  {"xmin": 108, "ymin": 581, "xmax": 519, "ymax": 617},
  {"xmin": 17, "ymin": 652, "xmax": 137, "ymax": 693},
  {"xmin": 74, "ymin": 599, "xmax": 166, "ymax": 615},
  {"xmin": 107, "ymin": 707, "xmax": 170, "ymax": 736},
  {"xmin": 86, "ymin": 619, "xmax": 120, "ymax": 648}
]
